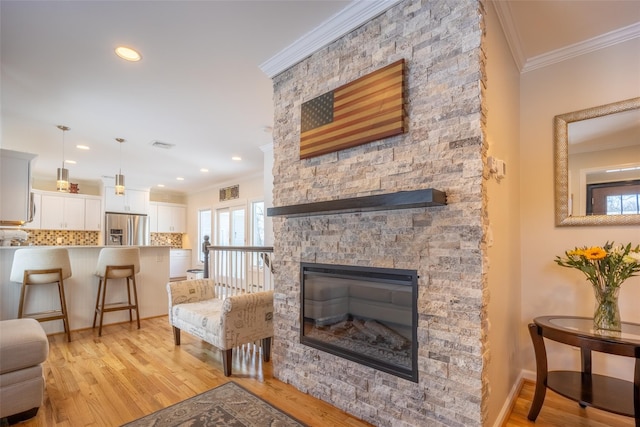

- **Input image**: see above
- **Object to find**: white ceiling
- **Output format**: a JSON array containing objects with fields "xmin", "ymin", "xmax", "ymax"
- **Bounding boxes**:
[{"xmin": 1, "ymin": 1, "xmax": 639, "ymax": 195}]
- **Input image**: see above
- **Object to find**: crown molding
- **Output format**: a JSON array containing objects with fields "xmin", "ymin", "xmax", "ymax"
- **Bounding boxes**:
[
  {"xmin": 259, "ymin": 143, "xmax": 273, "ymax": 153},
  {"xmin": 493, "ymin": 0, "xmax": 640, "ymax": 74},
  {"xmin": 259, "ymin": 0, "xmax": 402, "ymax": 78},
  {"xmin": 522, "ymin": 22, "xmax": 640, "ymax": 73},
  {"xmin": 262, "ymin": 0, "xmax": 640, "ymax": 77},
  {"xmin": 491, "ymin": 0, "xmax": 526, "ymax": 71}
]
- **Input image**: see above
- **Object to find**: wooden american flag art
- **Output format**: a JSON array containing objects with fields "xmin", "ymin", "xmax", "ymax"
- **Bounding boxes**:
[{"xmin": 299, "ymin": 59, "xmax": 405, "ymax": 159}]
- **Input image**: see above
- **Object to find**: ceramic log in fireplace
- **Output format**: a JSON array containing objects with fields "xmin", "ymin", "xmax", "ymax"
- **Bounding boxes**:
[{"xmin": 300, "ymin": 263, "xmax": 418, "ymax": 382}]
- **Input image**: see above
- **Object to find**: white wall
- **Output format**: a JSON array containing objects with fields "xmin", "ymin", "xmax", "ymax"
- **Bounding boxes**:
[
  {"xmin": 484, "ymin": 3, "xmax": 522, "ymax": 425},
  {"xmin": 520, "ymin": 38, "xmax": 640, "ymax": 380},
  {"xmin": 260, "ymin": 143, "xmax": 274, "ymax": 246},
  {"xmin": 33, "ymin": 177, "xmax": 101, "ymax": 195}
]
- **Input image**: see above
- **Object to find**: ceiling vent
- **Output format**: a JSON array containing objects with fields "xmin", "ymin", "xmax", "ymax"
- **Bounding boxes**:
[{"xmin": 151, "ymin": 141, "xmax": 175, "ymax": 149}]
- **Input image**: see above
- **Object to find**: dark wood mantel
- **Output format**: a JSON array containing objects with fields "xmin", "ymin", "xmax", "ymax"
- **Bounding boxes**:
[{"xmin": 266, "ymin": 189, "xmax": 446, "ymax": 217}]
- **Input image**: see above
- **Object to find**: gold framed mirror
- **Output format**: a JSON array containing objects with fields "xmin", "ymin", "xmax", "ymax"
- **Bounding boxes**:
[{"xmin": 554, "ymin": 97, "xmax": 640, "ymax": 226}]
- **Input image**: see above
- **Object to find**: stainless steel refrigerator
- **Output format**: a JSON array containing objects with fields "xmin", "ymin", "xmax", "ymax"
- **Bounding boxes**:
[{"xmin": 105, "ymin": 212, "xmax": 150, "ymax": 246}]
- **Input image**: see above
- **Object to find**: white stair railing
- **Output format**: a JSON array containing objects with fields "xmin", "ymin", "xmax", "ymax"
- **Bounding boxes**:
[{"xmin": 205, "ymin": 245, "xmax": 274, "ymax": 296}]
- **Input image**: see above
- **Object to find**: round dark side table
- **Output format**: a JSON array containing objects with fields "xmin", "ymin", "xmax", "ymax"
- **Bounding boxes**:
[{"xmin": 528, "ymin": 315, "xmax": 640, "ymax": 426}]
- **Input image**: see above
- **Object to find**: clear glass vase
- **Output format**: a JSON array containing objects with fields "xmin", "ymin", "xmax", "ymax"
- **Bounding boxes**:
[{"xmin": 593, "ymin": 285, "xmax": 621, "ymax": 333}]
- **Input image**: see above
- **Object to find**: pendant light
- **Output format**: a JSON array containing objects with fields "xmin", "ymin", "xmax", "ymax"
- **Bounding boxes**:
[
  {"xmin": 115, "ymin": 138, "xmax": 125, "ymax": 196},
  {"xmin": 56, "ymin": 125, "xmax": 70, "ymax": 192}
]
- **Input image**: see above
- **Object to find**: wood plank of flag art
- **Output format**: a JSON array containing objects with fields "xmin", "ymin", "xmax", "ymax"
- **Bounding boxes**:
[{"xmin": 299, "ymin": 59, "xmax": 405, "ymax": 159}]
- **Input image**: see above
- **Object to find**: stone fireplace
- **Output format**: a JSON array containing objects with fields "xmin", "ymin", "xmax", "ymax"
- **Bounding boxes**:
[{"xmin": 268, "ymin": 0, "xmax": 488, "ymax": 426}]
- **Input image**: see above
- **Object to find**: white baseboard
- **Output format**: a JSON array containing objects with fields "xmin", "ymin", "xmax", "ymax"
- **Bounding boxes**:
[{"xmin": 491, "ymin": 369, "xmax": 536, "ymax": 427}]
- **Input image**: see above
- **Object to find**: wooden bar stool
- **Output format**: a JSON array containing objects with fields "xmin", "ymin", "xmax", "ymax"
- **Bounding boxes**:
[
  {"xmin": 9, "ymin": 248, "xmax": 72, "ymax": 342},
  {"xmin": 93, "ymin": 247, "xmax": 141, "ymax": 336}
]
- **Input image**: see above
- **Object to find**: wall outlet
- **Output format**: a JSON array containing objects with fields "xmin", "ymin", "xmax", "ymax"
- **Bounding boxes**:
[
  {"xmin": 488, "ymin": 156, "xmax": 498, "ymax": 173},
  {"xmin": 496, "ymin": 159, "xmax": 506, "ymax": 178},
  {"xmin": 488, "ymin": 156, "xmax": 506, "ymax": 179}
]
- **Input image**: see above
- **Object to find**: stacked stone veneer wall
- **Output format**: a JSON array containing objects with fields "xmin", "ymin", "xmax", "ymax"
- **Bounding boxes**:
[{"xmin": 270, "ymin": 0, "xmax": 489, "ymax": 426}]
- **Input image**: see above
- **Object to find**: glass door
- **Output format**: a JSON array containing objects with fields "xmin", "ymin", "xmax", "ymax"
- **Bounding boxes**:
[
  {"xmin": 215, "ymin": 206, "xmax": 246, "ymax": 289},
  {"xmin": 216, "ymin": 206, "xmax": 245, "ymax": 246}
]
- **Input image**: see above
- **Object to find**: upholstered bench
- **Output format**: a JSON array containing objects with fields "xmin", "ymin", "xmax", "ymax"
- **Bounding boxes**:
[
  {"xmin": 166, "ymin": 279, "xmax": 274, "ymax": 376},
  {"xmin": 0, "ymin": 318, "xmax": 49, "ymax": 424}
]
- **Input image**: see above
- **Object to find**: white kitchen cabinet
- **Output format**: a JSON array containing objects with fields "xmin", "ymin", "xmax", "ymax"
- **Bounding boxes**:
[
  {"xmin": 84, "ymin": 198, "xmax": 102, "ymax": 231},
  {"xmin": 148, "ymin": 203, "xmax": 158, "ymax": 232},
  {"xmin": 126, "ymin": 189, "xmax": 149, "ymax": 214},
  {"xmin": 104, "ymin": 187, "xmax": 149, "ymax": 214},
  {"xmin": 154, "ymin": 203, "xmax": 186, "ymax": 233},
  {"xmin": 170, "ymin": 249, "xmax": 191, "ymax": 279},
  {"xmin": 174, "ymin": 206, "xmax": 186, "ymax": 233},
  {"xmin": 40, "ymin": 194, "xmax": 85, "ymax": 230},
  {"xmin": 0, "ymin": 149, "xmax": 36, "ymax": 226},
  {"xmin": 32, "ymin": 192, "xmax": 101, "ymax": 231}
]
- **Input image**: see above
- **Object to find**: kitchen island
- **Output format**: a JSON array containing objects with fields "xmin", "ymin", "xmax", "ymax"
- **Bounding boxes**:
[{"xmin": 0, "ymin": 245, "xmax": 170, "ymax": 336}]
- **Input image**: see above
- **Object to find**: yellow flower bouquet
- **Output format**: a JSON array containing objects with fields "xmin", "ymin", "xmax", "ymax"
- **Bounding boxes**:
[{"xmin": 555, "ymin": 242, "xmax": 640, "ymax": 332}]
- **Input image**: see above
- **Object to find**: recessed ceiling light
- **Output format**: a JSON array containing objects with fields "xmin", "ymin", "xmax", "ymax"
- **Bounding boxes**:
[
  {"xmin": 115, "ymin": 46, "xmax": 142, "ymax": 62},
  {"xmin": 200, "ymin": 168, "xmax": 209, "ymax": 173},
  {"xmin": 232, "ymin": 156, "xmax": 242, "ymax": 161},
  {"xmin": 157, "ymin": 184, "xmax": 165, "ymax": 187},
  {"xmin": 76, "ymin": 145, "xmax": 90, "ymax": 150},
  {"xmin": 176, "ymin": 177, "xmax": 184, "ymax": 181},
  {"xmin": 65, "ymin": 160, "xmax": 76, "ymax": 164}
]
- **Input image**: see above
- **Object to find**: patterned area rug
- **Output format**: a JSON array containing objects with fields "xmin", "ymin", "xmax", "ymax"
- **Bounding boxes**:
[{"xmin": 122, "ymin": 382, "xmax": 307, "ymax": 427}]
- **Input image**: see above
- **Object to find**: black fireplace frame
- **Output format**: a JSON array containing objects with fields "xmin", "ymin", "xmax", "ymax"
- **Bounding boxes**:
[{"xmin": 300, "ymin": 262, "xmax": 419, "ymax": 382}]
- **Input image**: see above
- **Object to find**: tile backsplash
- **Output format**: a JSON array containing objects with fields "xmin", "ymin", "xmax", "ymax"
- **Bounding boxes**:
[
  {"xmin": 20, "ymin": 229, "xmax": 182, "ymax": 248},
  {"xmin": 150, "ymin": 233, "xmax": 183, "ymax": 248},
  {"xmin": 22, "ymin": 229, "xmax": 100, "ymax": 246}
]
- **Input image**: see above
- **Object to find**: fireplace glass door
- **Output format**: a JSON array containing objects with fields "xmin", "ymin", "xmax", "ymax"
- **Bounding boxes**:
[{"xmin": 300, "ymin": 263, "xmax": 418, "ymax": 382}]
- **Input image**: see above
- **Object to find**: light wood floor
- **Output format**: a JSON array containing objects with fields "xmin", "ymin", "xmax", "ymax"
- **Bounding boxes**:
[
  {"xmin": 19, "ymin": 316, "xmax": 372, "ymax": 427},
  {"xmin": 504, "ymin": 380, "xmax": 634, "ymax": 427},
  {"xmin": 14, "ymin": 317, "xmax": 636, "ymax": 426}
]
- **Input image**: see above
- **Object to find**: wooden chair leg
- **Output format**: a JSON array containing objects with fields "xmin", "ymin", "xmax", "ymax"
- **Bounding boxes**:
[
  {"xmin": 93, "ymin": 278, "xmax": 103, "ymax": 328},
  {"xmin": 130, "ymin": 275, "xmax": 140, "ymax": 329},
  {"xmin": 18, "ymin": 274, "xmax": 28, "ymax": 319},
  {"xmin": 172, "ymin": 326, "xmax": 181, "ymax": 345},
  {"xmin": 18, "ymin": 269, "xmax": 71, "ymax": 341},
  {"xmin": 126, "ymin": 277, "xmax": 133, "ymax": 322},
  {"xmin": 57, "ymin": 272, "xmax": 71, "ymax": 342},
  {"xmin": 98, "ymin": 276, "xmax": 108, "ymax": 337},
  {"xmin": 94, "ymin": 266, "xmax": 139, "ymax": 336},
  {"xmin": 262, "ymin": 337, "xmax": 272, "ymax": 362},
  {"xmin": 223, "ymin": 349, "xmax": 233, "ymax": 376}
]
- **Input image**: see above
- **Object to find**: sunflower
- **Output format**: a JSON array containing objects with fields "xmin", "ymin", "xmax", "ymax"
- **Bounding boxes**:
[{"xmin": 584, "ymin": 246, "xmax": 607, "ymax": 260}]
